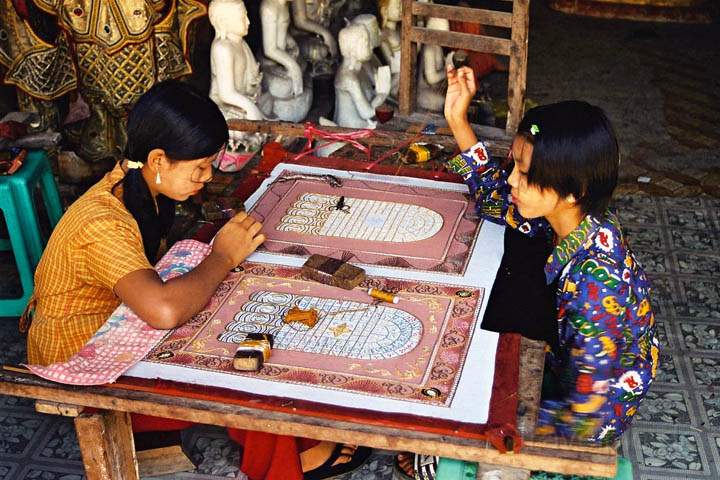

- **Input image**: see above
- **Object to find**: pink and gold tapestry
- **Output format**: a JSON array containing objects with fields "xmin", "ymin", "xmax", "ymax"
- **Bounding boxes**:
[
  {"xmin": 246, "ymin": 167, "xmax": 481, "ymax": 275},
  {"xmin": 140, "ymin": 262, "xmax": 484, "ymax": 408}
]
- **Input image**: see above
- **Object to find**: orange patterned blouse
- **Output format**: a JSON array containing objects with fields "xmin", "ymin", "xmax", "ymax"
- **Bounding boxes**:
[{"xmin": 27, "ymin": 164, "xmax": 152, "ymax": 365}]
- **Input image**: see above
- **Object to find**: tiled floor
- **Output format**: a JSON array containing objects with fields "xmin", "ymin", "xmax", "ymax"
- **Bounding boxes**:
[{"xmin": 1, "ymin": 194, "xmax": 719, "ymax": 479}]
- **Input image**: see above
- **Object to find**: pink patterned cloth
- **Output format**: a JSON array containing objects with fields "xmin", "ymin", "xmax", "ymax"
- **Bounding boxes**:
[{"xmin": 24, "ymin": 240, "xmax": 211, "ymax": 385}]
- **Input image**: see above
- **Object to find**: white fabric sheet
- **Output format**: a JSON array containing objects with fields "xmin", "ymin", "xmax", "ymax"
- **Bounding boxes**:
[{"xmin": 127, "ymin": 163, "xmax": 505, "ymax": 424}]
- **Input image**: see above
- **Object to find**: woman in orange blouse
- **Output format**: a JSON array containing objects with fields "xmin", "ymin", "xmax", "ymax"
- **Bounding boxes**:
[{"xmin": 26, "ymin": 80, "xmax": 368, "ymax": 480}]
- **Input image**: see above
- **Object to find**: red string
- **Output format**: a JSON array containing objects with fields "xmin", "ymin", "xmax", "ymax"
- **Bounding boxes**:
[{"xmin": 292, "ymin": 123, "xmax": 376, "ymax": 162}]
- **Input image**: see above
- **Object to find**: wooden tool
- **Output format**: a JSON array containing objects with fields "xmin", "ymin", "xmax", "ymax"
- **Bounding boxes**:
[
  {"xmin": 301, "ymin": 254, "xmax": 366, "ymax": 290},
  {"xmin": 232, "ymin": 333, "xmax": 274, "ymax": 372}
]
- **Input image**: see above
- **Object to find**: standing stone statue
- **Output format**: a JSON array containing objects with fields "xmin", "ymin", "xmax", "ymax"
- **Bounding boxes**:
[
  {"xmin": 333, "ymin": 23, "xmax": 391, "ymax": 129},
  {"xmin": 260, "ymin": 0, "xmax": 313, "ymax": 122},
  {"xmin": 208, "ymin": 0, "xmax": 266, "ymax": 153}
]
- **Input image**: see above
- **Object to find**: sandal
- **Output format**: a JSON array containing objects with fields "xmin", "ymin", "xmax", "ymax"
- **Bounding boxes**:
[
  {"xmin": 394, "ymin": 452, "xmax": 439, "ymax": 480},
  {"xmin": 303, "ymin": 443, "xmax": 372, "ymax": 480}
]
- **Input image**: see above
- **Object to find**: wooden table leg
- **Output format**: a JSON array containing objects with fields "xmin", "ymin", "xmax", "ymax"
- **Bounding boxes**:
[{"xmin": 74, "ymin": 410, "xmax": 139, "ymax": 480}]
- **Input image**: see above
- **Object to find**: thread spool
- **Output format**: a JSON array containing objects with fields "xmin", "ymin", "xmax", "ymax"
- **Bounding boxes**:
[
  {"xmin": 367, "ymin": 288, "xmax": 399, "ymax": 304},
  {"xmin": 240, "ymin": 339, "xmax": 272, "ymax": 362}
]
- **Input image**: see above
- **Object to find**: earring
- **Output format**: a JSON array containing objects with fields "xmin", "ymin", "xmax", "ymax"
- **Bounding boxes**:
[{"xmin": 155, "ymin": 170, "xmax": 161, "ymax": 185}]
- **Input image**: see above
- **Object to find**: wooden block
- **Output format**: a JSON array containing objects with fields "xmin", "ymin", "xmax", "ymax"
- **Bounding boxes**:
[
  {"xmin": 138, "ymin": 445, "xmax": 195, "ymax": 477},
  {"xmin": 233, "ymin": 333, "xmax": 274, "ymax": 372},
  {"xmin": 301, "ymin": 254, "xmax": 366, "ymax": 290},
  {"xmin": 35, "ymin": 400, "xmax": 84, "ymax": 417}
]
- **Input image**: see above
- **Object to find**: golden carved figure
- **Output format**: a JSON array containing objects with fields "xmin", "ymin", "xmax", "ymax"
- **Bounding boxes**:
[{"xmin": 0, "ymin": 0, "xmax": 205, "ymax": 168}]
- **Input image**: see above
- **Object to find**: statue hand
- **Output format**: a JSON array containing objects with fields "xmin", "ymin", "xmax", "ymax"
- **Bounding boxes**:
[
  {"xmin": 286, "ymin": 36, "xmax": 300, "ymax": 58},
  {"xmin": 324, "ymin": 34, "xmax": 338, "ymax": 58},
  {"xmin": 375, "ymin": 66, "xmax": 392, "ymax": 96},
  {"xmin": 290, "ymin": 68, "xmax": 304, "ymax": 96}
]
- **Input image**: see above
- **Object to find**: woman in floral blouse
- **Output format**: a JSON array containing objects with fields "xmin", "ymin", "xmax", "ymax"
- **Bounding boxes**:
[{"xmin": 445, "ymin": 65, "xmax": 659, "ymax": 444}]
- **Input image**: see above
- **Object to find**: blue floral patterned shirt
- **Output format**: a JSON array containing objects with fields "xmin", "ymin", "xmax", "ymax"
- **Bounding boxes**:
[{"xmin": 448, "ymin": 141, "xmax": 659, "ymax": 444}]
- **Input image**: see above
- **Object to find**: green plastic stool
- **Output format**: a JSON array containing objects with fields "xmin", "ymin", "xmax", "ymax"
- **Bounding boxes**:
[
  {"xmin": 0, "ymin": 150, "xmax": 63, "ymax": 316},
  {"xmin": 437, "ymin": 458, "xmax": 477, "ymax": 479},
  {"xmin": 436, "ymin": 457, "xmax": 633, "ymax": 480}
]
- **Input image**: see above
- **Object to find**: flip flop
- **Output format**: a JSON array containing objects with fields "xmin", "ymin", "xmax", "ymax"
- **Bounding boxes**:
[
  {"xmin": 393, "ymin": 453, "xmax": 439, "ymax": 480},
  {"xmin": 303, "ymin": 443, "xmax": 372, "ymax": 480}
]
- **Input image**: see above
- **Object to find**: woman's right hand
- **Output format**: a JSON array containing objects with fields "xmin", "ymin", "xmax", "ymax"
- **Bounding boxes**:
[
  {"xmin": 444, "ymin": 65, "xmax": 476, "ymax": 126},
  {"xmin": 212, "ymin": 212, "xmax": 265, "ymax": 268}
]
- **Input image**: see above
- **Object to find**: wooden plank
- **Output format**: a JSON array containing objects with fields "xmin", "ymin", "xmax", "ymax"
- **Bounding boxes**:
[
  {"xmin": 75, "ymin": 411, "xmax": 139, "ymax": 480},
  {"xmin": 35, "ymin": 400, "xmax": 84, "ymax": 417},
  {"xmin": 399, "ymin": 0, "xmax": 417, "ymax": 116},
  {"xmin": 506, "ymin": 0, "xmax": 530, "ymax": 133},
  {"xmin": 0, "ymin": 373, "xmax": 616, "ymax": 477},
  {"xmin": 137, "ymin": 446, "xmax": 195, "ymax": 477},
  {"xmin": 410, "ymin": 28, "xmax": 512, "ymax": 56},
  {"xmin": 226, "ymin": 118, "xmax": 513, "ymax": 157},
  {"xmin": 411, "ymin": 2, "xmax": 513, "ymax": 28}
]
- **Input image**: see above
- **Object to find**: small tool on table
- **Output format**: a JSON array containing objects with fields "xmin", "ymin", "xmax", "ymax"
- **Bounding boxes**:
[{"xmin": 233, "ymin": 333, "xmax": 274, "ymax": 372}]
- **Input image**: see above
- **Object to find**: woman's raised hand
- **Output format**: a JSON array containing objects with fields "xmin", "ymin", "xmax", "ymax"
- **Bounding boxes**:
[
  {"xmin": 444, "ymin": 65, "xmax": 476, "ymax": 126},
  {"xmin": 212, "ymin": 212, "xmax": 265, "ymax": 268}
]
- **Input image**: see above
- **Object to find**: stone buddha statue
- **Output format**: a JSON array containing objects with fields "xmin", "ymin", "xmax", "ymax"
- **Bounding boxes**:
[
  {"xmin": 260, "ymin": 0, "xmax": 313, "ymax": 122},
  {"xmin": 417, "ymin": 16, "xmax": 450, "ymax": 112},
  {"xmin": 291, "ymin": 0, "xmax": 338, "ymax": 77},
  {"xmin": 208, "ymin": 0, "xmax": 267, "ymax": 152},
  {"xmin": 350, "ymin": 14, "xmax": 385, "ymax": 97},
  {"xmin": 333, "ymin": 23, "xmax": 391, "ymax": 129},
  {"xmin": 378, "ymin": 0, "xmax": 402, "ymax": 98}
]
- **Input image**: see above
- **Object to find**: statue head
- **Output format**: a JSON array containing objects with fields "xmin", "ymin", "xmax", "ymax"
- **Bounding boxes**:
[
  {"xmin": 425, "ymin": 16, "xmax": 450, "ymax": 32},
  {"xmin": 339, "ymin": 24, "xmax": 371, "ymax": 62},
  {"xmin": 378, "ymin": 0, "xmax": 402, "ymax": 28},
  {"xmin": 209, "ymin": 0, "xmax": 250, "ymax": 38},
  {"xmin": 351, "ymin": 14, "xmax": 380, "ymax": 49}
]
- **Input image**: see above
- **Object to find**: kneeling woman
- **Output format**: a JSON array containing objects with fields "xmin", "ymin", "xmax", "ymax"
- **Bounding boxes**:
[{"xmin": 25, "ymin": 80, "xmax": 368, "ymax": 480}]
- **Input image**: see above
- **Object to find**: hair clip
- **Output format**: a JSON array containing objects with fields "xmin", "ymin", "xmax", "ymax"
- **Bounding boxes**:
[
  {"xmin": 530, "ymin": 124, "xmax": 540, "ymax": 136},
  {"xmin": 126, "ymin": 160, "xmax": 144, "ymax": 169}
]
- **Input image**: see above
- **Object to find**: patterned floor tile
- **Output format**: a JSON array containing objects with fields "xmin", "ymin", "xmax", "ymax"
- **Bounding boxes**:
[
  {"xmin": 634, "ymin": 430, "xmax": 708, "ymax": 473},
  {"xmin": 34, "ymin": 419, "xmax": 82, "ymax": 463},
  {"xmin": 679, "ymin": 322, "xmax": 720, "ymax": 352},
  {"xmin": 636, "ymin": 251, "xmax": 670, "ymax": 275},
  {"xmin": 647, "ymin": 275, "xmax": 675, "ymax": 318},
  {"xmin": 0, "ymin": 395, "xmax": 35, "ymax": 411},
  {"xmin": 15, "ymin": 466, "xmax": 84, "ymax": 480},
  {"xmin": 697, "ymin": 393, "xmax": 720, "ymax": 430},
  {"xmin": 676, "ymin": 280, "xmax": 720, "ymax": 319},
  {"xmin": 654, "ymin": 350, "xmax": 684, "ymax": 386},
  {"xmin": 0, "ymin": 463, "xmax": 19, "ymax": 480},
  {"xmin": 636, "ymin": 389, "xmax": 694, "ymax": 425},
  {"xmin": 674, "ymin": 252, "xmax": 720, "ymax": 277},
  {"xmin": 669, "ymin": 228, "xmax": 716, "ymax": 252},
  {"xmin": 666, "ymin": 209, "xmax": 714, "ymax": 230},
  {"xmin": 655, "ymin": 319, "xmax": 671, "ymax": 349},
  {"xmin": 624, "ymin": 225, "xmax": 665, "ymax": 252},
  {"xmin": 688, "ymin": 356, "xmax": 720, "ymax": 388},
  {"xmin": 0, "ymin": 412, "xmax": 48, "ymax": 457},
  {"xmin": 612, "ymin": 195, "xmax": 660, "ymax": 225}
]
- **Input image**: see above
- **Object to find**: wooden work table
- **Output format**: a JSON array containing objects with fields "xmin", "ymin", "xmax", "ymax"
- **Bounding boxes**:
[{"xmin": 0, "ymin": 337, "xmax": 617, "ymax": 479}]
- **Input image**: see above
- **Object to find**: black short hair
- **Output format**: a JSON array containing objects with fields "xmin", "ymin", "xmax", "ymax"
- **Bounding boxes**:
[
  {"xmin": 117, "ymin": 80, "xmax": 229, "ymax": 261},
  {"xmin": 517, "ymin": 101, "xmax": 619, "ymax": 218}
]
